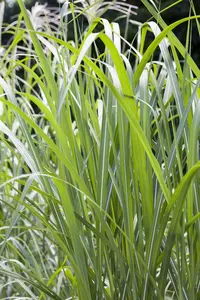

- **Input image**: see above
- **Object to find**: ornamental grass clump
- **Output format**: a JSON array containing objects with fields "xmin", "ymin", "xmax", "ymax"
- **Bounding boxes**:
[{"xmin": 0, "ymin": 0, "xmax": 200, "ymax": 299}]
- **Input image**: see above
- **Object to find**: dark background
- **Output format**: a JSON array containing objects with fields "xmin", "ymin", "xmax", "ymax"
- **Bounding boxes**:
[{"xmin": 3, "ymin": 0, "xmax": 200, "ymax": 65}]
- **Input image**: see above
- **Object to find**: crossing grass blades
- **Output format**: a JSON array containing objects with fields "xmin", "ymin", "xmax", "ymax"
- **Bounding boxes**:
[{"xmin": 0, "ymin": 0, "xmax": 200, "ymax": 299}]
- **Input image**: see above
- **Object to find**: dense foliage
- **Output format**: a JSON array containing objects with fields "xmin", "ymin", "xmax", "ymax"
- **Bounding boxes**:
[{"xmin": 0, "ymin": 0, "xmax": 200, "ymax": 299}]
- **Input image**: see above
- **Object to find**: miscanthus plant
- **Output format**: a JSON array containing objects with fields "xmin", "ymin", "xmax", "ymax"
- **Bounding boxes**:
[{"xmin": 0, "ymin": 0, "xmax": 200, "ymax": 299}]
